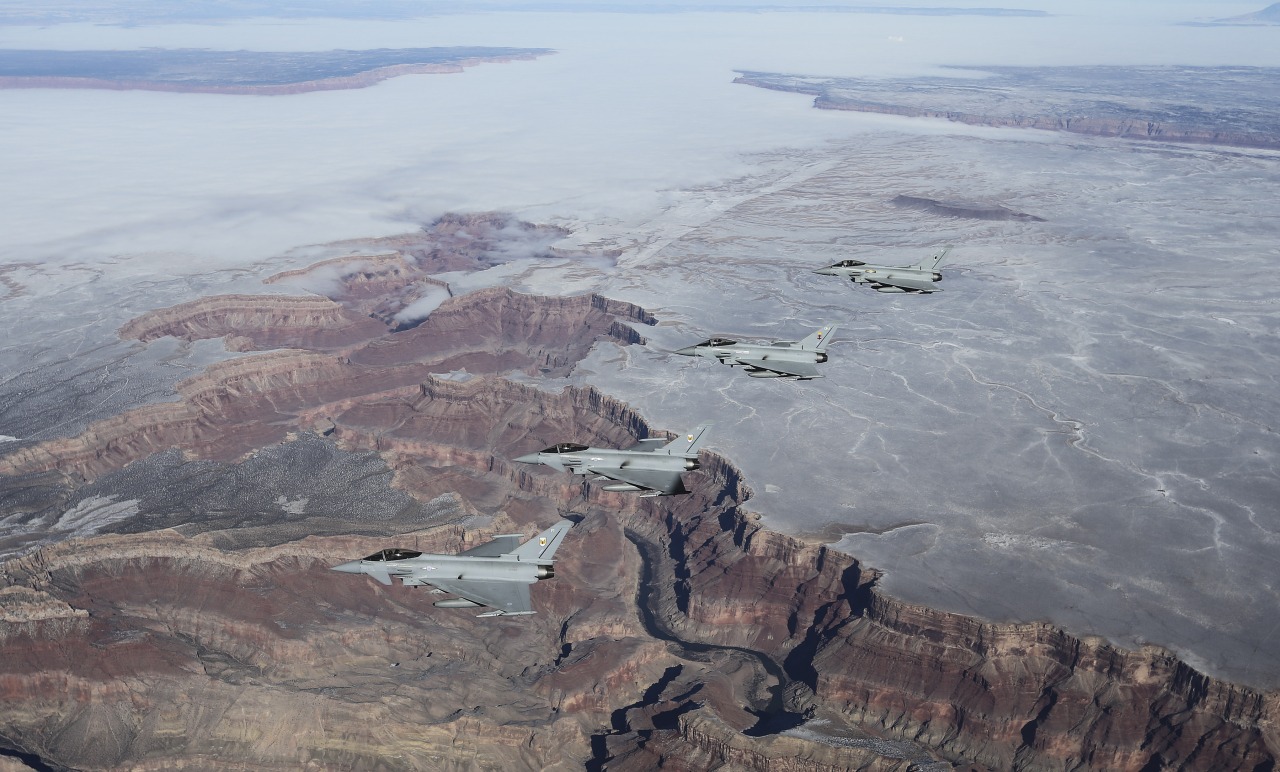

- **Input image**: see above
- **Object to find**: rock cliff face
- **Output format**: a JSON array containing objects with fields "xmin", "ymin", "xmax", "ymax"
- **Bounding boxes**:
[
  {"xmin": 1, "ymin": 289, "xmax": 651, "ymax": 483},
  {"xmin": 1, "ymin": 232, "xmax": 1276, "ymax": 770},
  {"xmin": 4, "ymin": 371, "xmax": 1275, "ymax": 769},
  {"xmin": 622, "ymin": 487, "xmax": 1280, "ymax": 771},
  {"xmin": 118, "ymin": 294, "xmax": 387, "ymax": 351},
  {"xmin": 264, "ymin": 212, "xmax": 611, "ymax": 328}
]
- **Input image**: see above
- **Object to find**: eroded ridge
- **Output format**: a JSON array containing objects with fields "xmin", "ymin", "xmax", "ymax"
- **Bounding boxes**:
[
  {"xmin": 1, "ymin": 229, "xmax": 1275, "ymax": 769},
  {"xmin": 2, "ymin": 369, "xmax": 1276, "ymax": 769},
  {"xmin": 3, "ymin": 289, "xmax": 653, "ymax": 483}
]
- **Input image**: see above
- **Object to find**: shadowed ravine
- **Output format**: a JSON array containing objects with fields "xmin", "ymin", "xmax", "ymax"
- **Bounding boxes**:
[
  {"xmin": 624, "ymin": 528, "xmax": 805, "ymax": 734},
  {"xmin": 2, "ymin": 220, "xmax": 1277, "ymax": 770}
]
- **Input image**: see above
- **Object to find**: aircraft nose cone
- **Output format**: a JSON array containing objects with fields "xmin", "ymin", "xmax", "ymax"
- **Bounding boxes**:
[
  {"xmin": 330, "ymin": 560, "xmax": 364, "ymax": 574},
  {"xmin": 673, "ymin": 346, "xmax": 696, "ymax": 356},
  {"xmin": 812, "ymin": 267, "xmax": 835, "ymax": 275},
  {"xmin": 513, "ymin": 453, "xmax": 542, "ymax": 464}
]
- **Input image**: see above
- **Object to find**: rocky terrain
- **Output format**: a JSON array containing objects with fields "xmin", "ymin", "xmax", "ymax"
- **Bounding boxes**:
[
  {"xmin": 2, "ymin": 224, "xmax": 1277, "ymax": 770},
  {"xmin": 0, "ymin": 48, "xmax": 554, "ymax": 95},
  {"xmin": 735, "ymin": 66, "xmax": 1280, "ymax": 150},
  {"xmin": 890, "ymin": 195, "xmax": 1043, "ymax": 222}
]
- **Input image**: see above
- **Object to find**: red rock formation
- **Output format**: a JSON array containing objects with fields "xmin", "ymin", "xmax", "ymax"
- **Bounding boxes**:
[
  {"xmin": 3, "ymin": 289, "xmax": 651, "ymax": 482},
  {"xmin": 348, "ymin": 287, "xmax": 652, "ymax": 372},
  {"xmin": 8, "ymin": 374, "xmax": 1274, "ymax": 769},
  {"xmin": 2, "ymin": 253, "xmax": 1275, "ymax": 770},
  {"xmin": 265, "ymin": 252, "xmax": 452, "ymax": 325},
  {"xmin": 263, "ymin": 213, "xmax": 604, "ymax": 328},
  {"xmin": 118, "ymin": 294, "xmax": 387, "ymax": 351},
  {"xmin": 618, "ymin": 483, "xmax": 1280, "ymax": 771}
]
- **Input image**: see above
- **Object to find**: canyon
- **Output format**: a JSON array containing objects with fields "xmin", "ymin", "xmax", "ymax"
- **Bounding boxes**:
[{"xmin": 1, "ymin": 216, "xmax": 1276, "ymax": 770}]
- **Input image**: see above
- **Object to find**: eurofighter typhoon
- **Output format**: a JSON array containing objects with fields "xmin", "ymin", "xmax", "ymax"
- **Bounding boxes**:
[
  {"xmin": 514, "ymin": 426, "xmax": 710, "ymax": 496},
  {"xmin": 674, "ymin": 324, "xmax": 836, "ymax": 379},
  {"xmin": 330, "ymin": 521, "xmax": 571, "ymax": 616},
  {"xmin": 814, "ymin": 246, "xmax": 952, "ymax": 293}
]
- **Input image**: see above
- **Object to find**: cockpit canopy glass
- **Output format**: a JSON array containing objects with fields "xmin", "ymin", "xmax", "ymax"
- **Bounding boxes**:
[
  {"xmin": 541, "ymin": 442, "xmax": 590, "ymax": 454},
  {"xmin": 833, "ymin": 260, "xmax": 866, "ymax": 267},
  {"xmin": 699, "ymin": 338, "xmax": 737, "ymax": 347},
  {"xmin": 364, "ymin": 548, "xmax": 423, "ymax": 562}
]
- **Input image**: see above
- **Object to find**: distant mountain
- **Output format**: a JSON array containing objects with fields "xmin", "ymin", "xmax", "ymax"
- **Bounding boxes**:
[
  {"xmin": 0, "ymin": 47, "xmax": 553, "ymax": 95},
  {"xmin": 1204, "ymin": 2, "xmax": 1280, "ymax": 24}
]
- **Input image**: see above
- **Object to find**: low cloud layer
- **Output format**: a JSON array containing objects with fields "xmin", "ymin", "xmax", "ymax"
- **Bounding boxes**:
[
  {"xmin": 392, "ymin": 284, "xmax": 452, "ymax": 324},
  {"xmin": 4, "ymin": 5, "xmax": 1276, "ymax": 270}
]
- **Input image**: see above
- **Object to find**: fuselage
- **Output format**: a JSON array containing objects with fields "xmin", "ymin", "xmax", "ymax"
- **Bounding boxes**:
[
  {"xmin": 813, "ymin": 260, "xmax": 943, "ymax": 293},
  {"xmin": 332, "ymin": 552, "xmax": 552, "ymax": 584},
  {"xmin": 674, "ymin": 341, "xmax": 827, "ymax": 378},
  {"xmin": 517, "ymin": 446, "xmax": 698, "ymax": 475},
  {"xmin": 675, "ymin": 342, "xmax": 825, "ymax": 364}
]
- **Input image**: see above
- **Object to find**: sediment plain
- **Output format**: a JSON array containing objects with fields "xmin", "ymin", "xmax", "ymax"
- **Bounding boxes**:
[{"xmin": 1, "ymin": 217, "xmax": 1276, "ymax": 770}]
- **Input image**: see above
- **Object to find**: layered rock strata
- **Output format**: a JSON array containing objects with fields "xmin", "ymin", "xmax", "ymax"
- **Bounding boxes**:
[
  {"xmin": 265, "ymin": 213, "xmax": 610, "ymax": 328},
  {"xmin": 118, "ymin": 294, "xmax": 386, "ymax": 351},
  {"xmin": 4, "ymin": 369, "xmax": 1276, "ymax": 769},
  {"xmin": 5, "ymin": 366, "xmax": 1274, "ymax": 768},
  {"xmin": 2, "ymin": 239, "xmax": 1276, "ymax": 769},
  {"xmin": 3, "ymin": 289, "xmax": 651, "ymax": 482}
]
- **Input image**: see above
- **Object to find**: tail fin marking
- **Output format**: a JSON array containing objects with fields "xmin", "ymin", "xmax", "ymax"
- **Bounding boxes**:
[
  {"xmin": 661, "ymin": 424, "xmax": 711, "ymax": 456},
  {"xmin": 512, "ymin": 521, "xmax": 572, "ymax": 562},
  {"xmin": 798, "ymin": 324, "xmax": 838, "ymax": 351},
  {"xmin": 920, "ymin": 246, "xmax": 952, "ymax": 270}
]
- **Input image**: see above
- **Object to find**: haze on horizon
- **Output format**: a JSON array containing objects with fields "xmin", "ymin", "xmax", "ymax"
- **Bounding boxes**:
[{"xmin": 0, "ymin": 1, "xmax": 1275, "ymax": 269}]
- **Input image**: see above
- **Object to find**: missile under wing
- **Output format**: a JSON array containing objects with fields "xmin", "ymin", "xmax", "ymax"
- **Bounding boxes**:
[
  {"xmin": 330, "ymin": 520, "xmax": 572, "ymax": 617},
  {"xmin": 673, "ymin": 324, "xmax": 836, "ymax": 379},
  {"xmin": 513, "ymin": 425, "xmax": 710, "ymax": 496},
  {"xmin": 814, "ymin": 246, "xmax": 952, "ymax": 293}
]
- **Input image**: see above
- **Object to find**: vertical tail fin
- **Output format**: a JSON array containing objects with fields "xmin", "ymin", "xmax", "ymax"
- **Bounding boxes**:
[
  {"xmin": 512, "ymin": 520, "xmax": 572, "ymax": 562},
  {"xmin": 798, "ymin": 324, "xmax": 837, "ymax": 351},
  {"xmin": 662, "ymin": 424, "xmax": 711, "ymax": 456},
  {"xmin": 919, "ymin": 246, "xmax": 952, "ymax": 270}
]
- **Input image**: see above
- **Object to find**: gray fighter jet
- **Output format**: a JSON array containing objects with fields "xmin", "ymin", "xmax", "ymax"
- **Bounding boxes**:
[
  {"xmin": 673, "ymin": 324, "xmax": 836, "ymax": 380},
  {"xmin": 814, "ymin": 246, "xmax": 952, "ymax": 293},
  {"xmin": 513, "ymin": 426, "xmax": 710, "ymax": 496},
  {"xmin": 330, "ymin": 520, "xmax": 571, "ymax": 617}
]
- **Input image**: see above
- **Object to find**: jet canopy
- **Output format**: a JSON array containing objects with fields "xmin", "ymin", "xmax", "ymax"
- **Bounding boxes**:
[
  {"xmin": 363, "ymin": 548, "xmax": 423, "ymax": 562},
  {"xmin": 541, "ymin": 442, "xmax": 590, "ymax": 454},
  {"xmin": 698, "ymin": 338, "xmax": 737, "ymax": 347},
  {"xmin": 831, "ymin": 259, "xmax": 866, "ymax": 267}
]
